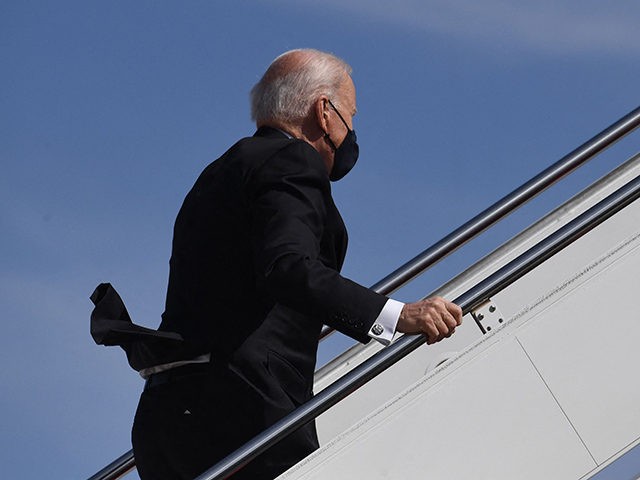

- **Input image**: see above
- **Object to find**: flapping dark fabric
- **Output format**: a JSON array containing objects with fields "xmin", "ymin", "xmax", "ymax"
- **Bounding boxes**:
[{"xmin": 89, "ymin": 283, "xmax": 187, "ymax": 371}]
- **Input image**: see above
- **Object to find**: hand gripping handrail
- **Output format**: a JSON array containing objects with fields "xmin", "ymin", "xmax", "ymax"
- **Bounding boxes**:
[
  {"xmin": 88, "ymin": 105, "xmax": 640, "ymax": 479},
  {"xmin": 319, "ymin": 105, "xmax": 640, "ymax": 339},
  {"xmin": 197, "ymin": 169, "xmax": 640, "ymax": 480}
]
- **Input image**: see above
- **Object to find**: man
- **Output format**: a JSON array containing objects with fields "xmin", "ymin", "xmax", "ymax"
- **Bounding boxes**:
[{"xmin": 92, "ymin": 49, "xmax": 462, "ymax": 479}]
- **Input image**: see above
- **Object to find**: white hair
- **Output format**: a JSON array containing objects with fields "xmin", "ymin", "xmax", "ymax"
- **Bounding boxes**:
[{"xmin": 250, "ymin": 49, "xmax": 352, "ymax": 124}]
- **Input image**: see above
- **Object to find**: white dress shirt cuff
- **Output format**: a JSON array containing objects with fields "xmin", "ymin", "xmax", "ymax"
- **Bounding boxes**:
[{"xmin": 368, "ymin": 298, "xmax": 404, "ymax": 346}]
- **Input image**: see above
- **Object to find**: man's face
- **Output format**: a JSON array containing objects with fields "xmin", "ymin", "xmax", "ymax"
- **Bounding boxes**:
[
  {"xmin": 328, "ymin": 75, "xmax": 357, "ymax": 146},
  {"xmin": 320, "ymin": 75, "xmax": 357, "ymax": 174}
]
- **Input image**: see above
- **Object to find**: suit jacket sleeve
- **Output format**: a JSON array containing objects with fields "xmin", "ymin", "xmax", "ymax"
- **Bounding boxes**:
[{"xmin": 246, "ymin": 140, "xmax": 387, "ymax": 343}]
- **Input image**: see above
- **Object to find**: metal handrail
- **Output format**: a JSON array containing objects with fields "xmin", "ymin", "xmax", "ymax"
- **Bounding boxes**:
[
  {"xmin": 197, "ymin": 171, "xmax": 640, "ymax": 480},
  {"xmin": 320, "ymin": 105, "xmax": 640, "ymax": 339},
  {"xmin": 87, "ymin": 450, "xmax": 135, "ymax": 480},
  {"xmin": 88, "ymin": 105, "xmax": 640, "ymax": 479}
]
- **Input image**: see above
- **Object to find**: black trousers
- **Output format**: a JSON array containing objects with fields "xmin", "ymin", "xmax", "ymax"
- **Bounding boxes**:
[{"xmin": 132, "ymin": 364, "xmax": 318, "ymax": 480}]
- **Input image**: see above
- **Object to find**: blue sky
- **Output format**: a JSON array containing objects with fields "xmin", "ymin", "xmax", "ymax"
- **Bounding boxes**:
[{"xmin": 1, "ymin": 1, "xmax": 639, "ymax": 478}]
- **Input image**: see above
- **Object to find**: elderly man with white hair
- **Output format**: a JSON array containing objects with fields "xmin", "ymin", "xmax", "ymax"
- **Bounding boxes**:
[{"xmin": 95, "ymin": 48, "xmax": 461, "ymax": 479}]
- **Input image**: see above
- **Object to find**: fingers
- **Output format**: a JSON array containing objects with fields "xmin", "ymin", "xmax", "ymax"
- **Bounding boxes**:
[
  {"xmin": 397, "ymin": 297, "xmax": 463, "ymax": 344},
  {"xmin": 428, "ymin": 316, "xmax": 453, "ymax": 344},
  {"xmin": 423, "ymin": 318, "xmax": 441, "ymax": 345},
  {"xmin": 426, "ymin": 297, "xmax": 462, "ymax": 343},
  {"xmin": 447, "ymin": 301, "xmax": 463, "ymax": 326},
  {"xmin": 426, "ymin": 298, "xmax": 459, "ymax": 340}
]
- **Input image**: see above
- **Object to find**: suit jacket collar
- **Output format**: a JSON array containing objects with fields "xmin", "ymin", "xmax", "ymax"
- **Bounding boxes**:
[{"xmin": 254, "ymin": 125, "xmax": 295, "ymax": 140}]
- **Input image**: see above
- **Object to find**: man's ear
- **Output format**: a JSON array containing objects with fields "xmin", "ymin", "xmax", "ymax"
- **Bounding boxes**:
[{"xmin": 314, "ymin": 96, "xmax": 330, "ymax": 133}]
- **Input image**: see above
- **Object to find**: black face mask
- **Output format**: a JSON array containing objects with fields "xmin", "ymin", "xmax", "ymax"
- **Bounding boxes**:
[{"xmin": 325, "ymin": 99, "xmax": 359, "ymax": 182}]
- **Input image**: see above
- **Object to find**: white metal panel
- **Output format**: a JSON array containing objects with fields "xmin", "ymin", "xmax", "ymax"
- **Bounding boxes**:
[
  {"xmin": 517, "ymin": 237, "xmax": 640, "ymax": 464},
  {"xmin": 314, "ymin": 316, "xmax": 481, "ymax": 443},
  {"xmin": 491, "ymin": 196, "xmax": 640, "ymax": 324},
  {"xmin": 282, "ymin": 339, "xmax": 595, "ymax": 479}
]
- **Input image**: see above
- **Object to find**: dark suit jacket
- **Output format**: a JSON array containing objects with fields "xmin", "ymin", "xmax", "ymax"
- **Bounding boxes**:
[{"xmin": 91, "ymin": 126, "xmax": 387, "ymax": 447}]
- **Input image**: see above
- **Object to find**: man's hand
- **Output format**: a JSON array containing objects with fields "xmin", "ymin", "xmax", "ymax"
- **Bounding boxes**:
[{"xmin": 396, "ymin": 297, "xmax": 463, "ymax": 345}]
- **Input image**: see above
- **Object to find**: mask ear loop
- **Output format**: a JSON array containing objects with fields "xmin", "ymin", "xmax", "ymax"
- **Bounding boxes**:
[
  {"xmin": 323, "ymin": 132, "xmax": 338, "ymax": 152},
  {"xmin": 321, "ymin": 99, "xmax": 338, "ymax": 152},
  {"xmin": 327, "ymin": 99, "xmax": 352, "ymax": 131},
  {"xmin": 324, "ymin": 98, "xmax": 351, "ymax": 152}
]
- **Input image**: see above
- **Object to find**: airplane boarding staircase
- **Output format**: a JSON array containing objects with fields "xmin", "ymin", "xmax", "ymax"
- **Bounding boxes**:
[{"xmin": 90, "ymin": 106, "xmax": 640, "ymax": 480}]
